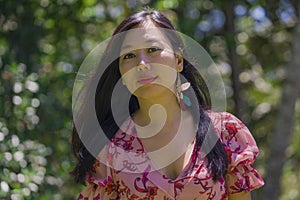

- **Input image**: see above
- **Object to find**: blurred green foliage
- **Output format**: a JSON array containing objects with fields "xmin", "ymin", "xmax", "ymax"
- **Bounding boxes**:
[{"xmin": 0, "ymin": 0, "xmax": 299, "ymax": 199}]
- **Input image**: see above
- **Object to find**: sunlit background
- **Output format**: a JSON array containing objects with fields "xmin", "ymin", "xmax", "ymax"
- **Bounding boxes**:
[{"xmin": 1, "ymin": 0, "xmax": 299, "ymax": 199}]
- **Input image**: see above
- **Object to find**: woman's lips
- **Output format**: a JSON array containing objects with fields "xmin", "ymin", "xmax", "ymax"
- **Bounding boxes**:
[{"xmin": 138, "ymin": 76, "xmax": 157, "ymax": 84}]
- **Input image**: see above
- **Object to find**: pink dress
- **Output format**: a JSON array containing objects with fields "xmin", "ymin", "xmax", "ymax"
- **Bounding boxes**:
[{"xmin": 78, "ymin": 112, "xmax": 264, "ymax": 200}]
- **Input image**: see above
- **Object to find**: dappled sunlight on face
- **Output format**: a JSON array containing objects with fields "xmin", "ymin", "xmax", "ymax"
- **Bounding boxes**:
[{"xmin": 118, "ymin": 23, "xmax": 181, "ymax": 99}]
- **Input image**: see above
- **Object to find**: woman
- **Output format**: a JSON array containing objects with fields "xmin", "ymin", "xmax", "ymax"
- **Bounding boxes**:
[{"xmin": 72, "ymin": 10, "xmax": 264, "ymax": 200}]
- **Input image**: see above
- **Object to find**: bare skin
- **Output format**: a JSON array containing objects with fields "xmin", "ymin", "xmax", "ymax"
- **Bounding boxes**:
[
  {"xmin": 229, "ymin": 191, "xmax": 252, "ymax": 200},
  {"xmin": 133, "ymin": 96, "xmax": 196, "ymax": 180}
]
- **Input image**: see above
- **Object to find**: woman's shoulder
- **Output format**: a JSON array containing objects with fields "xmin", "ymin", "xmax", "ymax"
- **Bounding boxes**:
[
  {"xmin": 205, "ymin": 111, "xmax": 265, "ymax": 193},
  {"xmin": 206, "ymin": 110, "xmax": 259, "ymax": 156},
  {"xmin": 206, "ymin": 110, "xmax": 248, "ymax": 132},
  {"xmin": 206, "ymin": 110, "xmax": 239, "ymax": 121}
]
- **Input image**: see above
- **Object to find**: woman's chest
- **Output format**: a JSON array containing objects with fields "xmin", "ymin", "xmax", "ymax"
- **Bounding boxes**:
[{"xmin": 111, "ymin": 161, "xmax": 228, "ymax": 200}]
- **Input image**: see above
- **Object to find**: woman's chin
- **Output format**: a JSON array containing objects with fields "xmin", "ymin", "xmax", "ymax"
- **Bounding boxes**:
[{"xmin": 133, "ymin": 84, "xmax": 171, "ymax": 99}]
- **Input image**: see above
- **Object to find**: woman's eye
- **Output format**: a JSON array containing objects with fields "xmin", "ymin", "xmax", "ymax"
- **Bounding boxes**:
[
  {"xmin": 123, "ymin": 53, "xmax": 135, "ymax": 60},
  {"xmin": 148, "ymin": 47, "xmax": 161, "ymax": 53}
]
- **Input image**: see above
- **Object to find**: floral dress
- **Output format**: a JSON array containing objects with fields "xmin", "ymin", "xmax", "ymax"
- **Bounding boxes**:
[{"xmin": 78, "ymin": 112, "xmax": 264, "ymax": 200}]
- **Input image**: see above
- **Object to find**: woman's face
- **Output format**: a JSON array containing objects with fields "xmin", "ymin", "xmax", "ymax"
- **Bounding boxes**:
[{"xmin": 119, "ymin": 21, "xmax": 183, "ymax": 99}]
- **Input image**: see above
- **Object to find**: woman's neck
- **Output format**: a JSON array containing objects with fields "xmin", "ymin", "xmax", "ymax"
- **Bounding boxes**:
[
  {"xmin": 132, "ymin": 92, "xmax": 196, "ymax": 162},
  {"xmin": 133, "ymin": 93, "xmax": 182, "ymax": 127}
]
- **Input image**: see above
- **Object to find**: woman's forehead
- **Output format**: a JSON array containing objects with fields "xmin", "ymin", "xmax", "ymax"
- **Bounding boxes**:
[{"xmin": 120, "ymin": 25, "xmax": 172, "ymax": 53}]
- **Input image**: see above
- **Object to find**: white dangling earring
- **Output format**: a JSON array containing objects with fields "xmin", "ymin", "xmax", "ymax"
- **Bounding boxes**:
[{"xmin": 175, "ymin": 72, "xmax": 191, "ymax": 110}]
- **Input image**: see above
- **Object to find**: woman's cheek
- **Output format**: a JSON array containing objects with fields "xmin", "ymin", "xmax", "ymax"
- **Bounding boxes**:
[
  {"xmin": 121, "ymin": 69, "xmax": 138, "ymax": 93},
  {"xmin": 153, "ymin": 64, "xmax": 177, "ymax": 90},
  {"xmin": 119, "ymin": 62, "xmax": 133, "ymax": 74}
]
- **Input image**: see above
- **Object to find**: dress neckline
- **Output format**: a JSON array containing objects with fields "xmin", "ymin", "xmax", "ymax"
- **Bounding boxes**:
[{"xmin": 127, "ymin": 117, "xmax": 198, "ymax": 181}]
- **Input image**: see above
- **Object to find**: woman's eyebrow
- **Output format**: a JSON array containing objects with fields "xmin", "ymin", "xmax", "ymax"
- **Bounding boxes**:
[
  {"xmin": 121, "ymin": 44, "xmax": 132, "ymax": 52},
  {"xmin": 121, "ymin": 39, "xmax": 162, "ymax": 52}
]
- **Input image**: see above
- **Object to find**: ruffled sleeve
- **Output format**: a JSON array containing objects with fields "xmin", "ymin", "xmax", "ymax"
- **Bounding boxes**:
[
  {"xmin": 219, "ymin": 112, "xmax": 264, "ymax": 194},
  {"xmin": 78, "ymin": 153, "xmax": 118, "ymax": 199}
]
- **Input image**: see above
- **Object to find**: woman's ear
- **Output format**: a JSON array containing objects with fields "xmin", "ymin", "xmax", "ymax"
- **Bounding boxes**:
[{"xmin": 175, "ymin": 53, "xmax": 184, "ymax": 72}]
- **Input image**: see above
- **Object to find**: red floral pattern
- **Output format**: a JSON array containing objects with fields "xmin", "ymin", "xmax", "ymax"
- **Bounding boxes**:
[{"xmin": 78, "ymin": 112, "xmax": 264, "ymax": 199}]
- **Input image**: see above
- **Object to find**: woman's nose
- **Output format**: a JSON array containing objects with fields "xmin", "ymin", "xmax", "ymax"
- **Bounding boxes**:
[{"xmin": 137, "ymin": 52, "xmax": 151, "ymax": 71}]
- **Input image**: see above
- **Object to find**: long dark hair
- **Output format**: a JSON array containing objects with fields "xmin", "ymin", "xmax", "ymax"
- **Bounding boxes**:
[{"xmin": 71, "ymin": 10, "xmax": 228, "ymax": 184}]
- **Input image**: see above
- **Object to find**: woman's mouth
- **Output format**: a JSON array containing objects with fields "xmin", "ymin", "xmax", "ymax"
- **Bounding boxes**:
[{"xmin": 138, "ymin": 76, "xmax": 157, "ymax": 84}]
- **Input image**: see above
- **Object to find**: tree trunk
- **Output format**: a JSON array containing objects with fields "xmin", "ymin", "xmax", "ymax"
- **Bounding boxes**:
[
  {"xmin": 223, "ymin": 1, "xmax": 245, "ymax": 120},
  {"xmin": 262, "ymin": 2, "xmax": 300, "ymax": 199}
]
